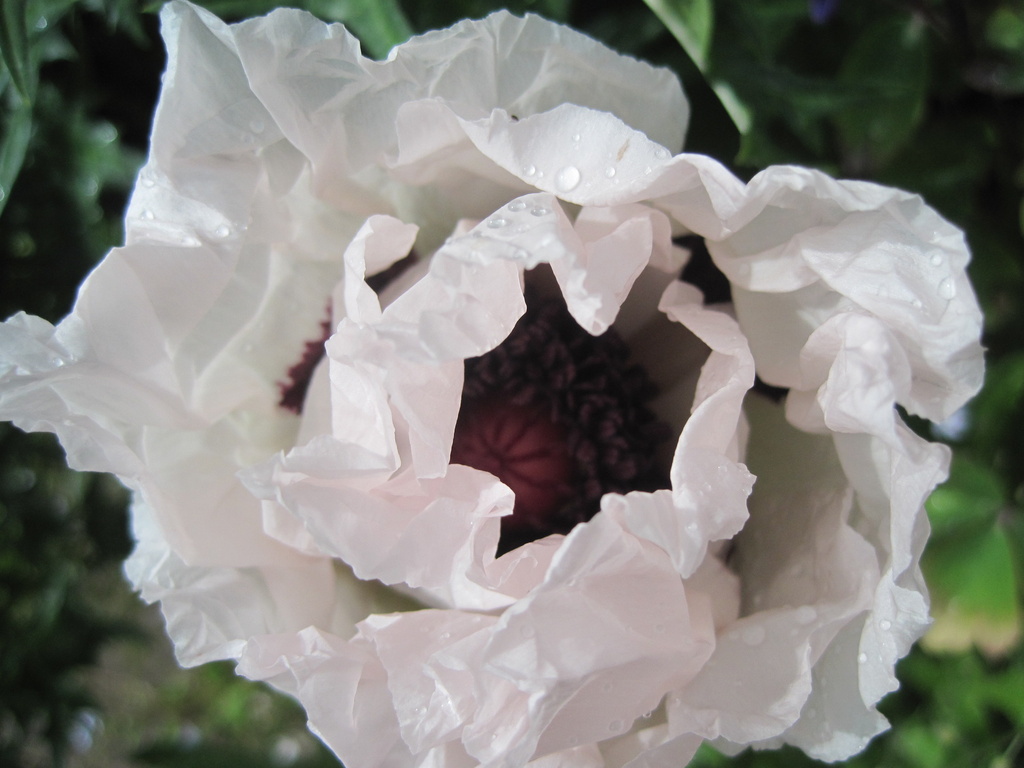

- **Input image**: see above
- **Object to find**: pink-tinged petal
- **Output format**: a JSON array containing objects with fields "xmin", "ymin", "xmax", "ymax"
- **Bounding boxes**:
[
  {"xmin": 125, "ymin": 499, "xmax": 368, "ymax": 665},
  {"xmin": 360, "ymin": 610, "xmax": 500, "ymax": 753},
  {"xmin": 472, "ymin": 514, "xmax": 715, "ymax": 764},
  {"xmin": 237, "ymin": 628, "xmax": 415, "ymax": 768}
]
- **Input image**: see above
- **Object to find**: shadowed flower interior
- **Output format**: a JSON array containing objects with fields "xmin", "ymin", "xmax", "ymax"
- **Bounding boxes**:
[{"xmin": 453, "ymin": 293, "xmax": 671, "ymax": 552}]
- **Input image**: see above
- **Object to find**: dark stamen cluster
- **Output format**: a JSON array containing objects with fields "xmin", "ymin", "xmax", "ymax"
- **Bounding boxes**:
[
  {"xmin": 459, "ymin": 294, "xmax": 671, "ymax": 551},
  {"xmin": 279, "ymin": 317, "xmax": 331, "ymax": 414}
]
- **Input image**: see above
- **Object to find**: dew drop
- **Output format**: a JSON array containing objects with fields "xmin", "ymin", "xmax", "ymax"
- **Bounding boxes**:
[
  {"xmin": 858, "ymin": 653, "xmax": 868, "ymax": 664},
  {"xmin": 140, "ymin": 209, "xmax": 154, "ymax": 220},
  {"xmin": 487, "ymin": 217, "xmax": 509, "ymax": 229},
  {"xmin": 912, "ymin": 298, "xmax": 923, "ymax": 309},
  {"xmin": 0, "ymin": 185, "xmax": 6, "ymax": 202},
  {"xmin": 742, "ymin": 625, "xmax": 766, "ymax": 646},
  {"xmin": 937, "ymin": 277, "xmax": 956, "ymax": 299},
  {"xmin": 795, "ymin": 606, "xmax": 817, "ymax": 625},
  {"xmin": 608, "ymin": 719, "xmax": 624, "ymax": 732},
  {"xmin": 572, "ymin": 133, "xmax": 581, "ymax": 142},
  {"xmin": 182, "ymin": 235, "xmax": 201, "ymax": 247},
  {"xmin": 141, "ymin": 176, "xmax": 155, "ymax": 188},
  {"xmin": 522, "ymin": 164, "xmax": 537, "ymax": 177},
  {"xmin": 555, "ymin": 166, "xmax": 581, "ymax": 192},
  {"xmin": 439, "ymin": 631, "xmax": 451, "ymax": 641},
  {"xmin": 644, "ymin": 166, "xmax": 652, "ymax": 175},
  {"xmin": 214, "ymin": 224, "xmax": 231, "ymax": 238},
  {"xmin": 507, "ymin": 200, "xmax": 527, "ymax": 212},
  {"xmin": 930, "ymin": 253, "xmax": 944, "ymax": 267},
  {"xmin": 530, "ymin": 206, "xmax": 550, "ymax": 217},
  {"xmin": 604, "ymin": 166, "xmax": 617, "ymax": 178},
  {"xmin": 879, "ymin": 619, "xmax": 892, "ymax": 631}
]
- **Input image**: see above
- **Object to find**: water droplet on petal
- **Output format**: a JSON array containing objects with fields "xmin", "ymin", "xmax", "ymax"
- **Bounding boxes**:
[
  {"xmin": 214, "ymin": 224, "xmax": 231, "ymax": 238},
  {"xmin": 644, "ymin": 166, "xmax": 652, "ymax": 175},
  {"xmin": 742, "ymin": 625, "xmax": 766, "ymax": 646},
  {"xmin": 522, "ymin": 164, "xmax": 537, "ymax": 177},
  {"xmin": 858, "ymin": 653, "xmax": 868, "ymax": 664},
  {"xmin": 182, "ymin": 235, "xmax": 201, "ymax": 247},
  {"xmin": 439, "ymin": 631, "xmax": 451, "ymax": 641},
  {"xmin": 507, "ymin": 200, "xmax": 527, "ymax": 212},
  {"xmin": 141, "ymin": 176, "xmax": 155, "ymax": 188},
  {"xmin": 141, "ymin": 209, "xmax": 154, "ymax": 220},
  {"xmin": 555, "ymin": 166, "xmax": 581, "ymax": 192},
  {"xmin": 572, "ymin": 133, "xmax": 581, "ymax": 142},
  {"xmin": 930, "ymin": 253, "xmax": 944, "ymax": 267},
  {"xmin": 604, "ymin": 166, "xmax": 616, "ymax": 178},
  {"xmin": 530, "ymin": 206, "xmax": 550, "ymax": 217},
  {"xmin": 487, "ymin": 217, "xmax": 508, "ymax": 229},
  {"xmin": 879, "ymin": 619, "xmax": 892, "ymax": 631},
  {"xmin": 912, "ymin": 298, "xmax": 923, "ymax": 309},
  {"xmin": 938, "ymin": 277, "xmax": 956, "ymax": 299}
]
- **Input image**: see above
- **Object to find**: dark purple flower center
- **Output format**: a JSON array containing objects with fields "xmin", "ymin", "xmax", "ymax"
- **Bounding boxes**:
[
  {"xmin": 453, "ymin": 294, "xmax": 671, "ymax": 553},
  {"xmin": 279, "ymin": 317, "xmax": 331, "ymax": 414}
]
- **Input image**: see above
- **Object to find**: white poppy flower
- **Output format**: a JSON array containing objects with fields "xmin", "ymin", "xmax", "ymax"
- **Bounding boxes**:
[{"xmin": 0, "ymin": 3, "xmax": 984, "ymax": 767}]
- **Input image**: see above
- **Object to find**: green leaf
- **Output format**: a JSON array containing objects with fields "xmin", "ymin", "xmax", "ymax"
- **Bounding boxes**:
[
  {"xmin": 834, "ymin": 16, "xmax": 929, "ymax": 170},
  {"xmin": 642, "ymin": 0, "xmax": 714, "ymax": 70},
  {"xmin": 923, "ymin": 523, "xmax": 1021, "ymax": 657},
  {"xmin": 0, "ymin": 96, "xmax": 33, "ymax": 218},
  {"xmin": 926, "ymin": 456, "xmax": 1005, "ymax": 536},
  {"xmin": 0, "ymin": 0, "xmax": 32, "ymax": 101},
  {"xmin": 307, "ymin": 0, "xmax": 413, "ymax": 58}
]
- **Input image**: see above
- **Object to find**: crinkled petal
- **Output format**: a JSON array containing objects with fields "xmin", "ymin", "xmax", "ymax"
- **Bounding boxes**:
[
  {"xmin": 711, "ymin": 166, "xmax": 983, "ymax": 421},
  {"xmin": 608, "ymin": 281, "xmax": 755, "ymax": 578},
  {"xmin": 471, "ymin": 513, "xmax": 715, "ymax": 765}
]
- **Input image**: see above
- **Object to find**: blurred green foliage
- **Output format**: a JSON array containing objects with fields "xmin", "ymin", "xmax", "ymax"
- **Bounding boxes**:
[{"xmin": 1, "ymin": 0, "xmax": 1022, "ymax": 766}]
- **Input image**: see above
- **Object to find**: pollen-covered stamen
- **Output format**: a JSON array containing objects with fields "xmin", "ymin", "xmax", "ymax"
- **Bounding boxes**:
[{"xmin": 456, "ymin": 294, "xmax": 671, "ymax": 552}]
